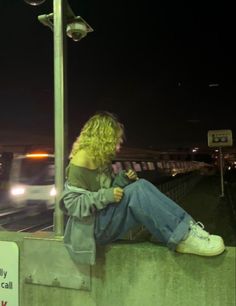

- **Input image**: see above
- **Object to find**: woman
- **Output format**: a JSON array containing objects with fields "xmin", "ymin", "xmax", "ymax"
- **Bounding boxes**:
[{"xmin": 60, "ymin": 111, "xmax": 225, "ymax": 265}]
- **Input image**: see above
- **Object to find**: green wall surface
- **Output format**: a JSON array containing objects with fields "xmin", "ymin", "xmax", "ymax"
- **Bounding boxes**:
[{"xmin": 0, "ymin": 232, "xmax": 235, "ymax": 306}]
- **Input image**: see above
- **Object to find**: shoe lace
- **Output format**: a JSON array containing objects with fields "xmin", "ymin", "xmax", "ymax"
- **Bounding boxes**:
[{"xmin": 189, "ymin": 221, "xmax": 210, "ymax": 240}]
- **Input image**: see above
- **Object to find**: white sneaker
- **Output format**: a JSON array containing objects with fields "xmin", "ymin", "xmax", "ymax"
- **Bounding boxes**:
[
  {"xmin": 189, "ymin": 221, "xmax": 222, "ymax": 241},
  {"xmin": 176, "ymin": 221, "xmax": 225, "ymax": 256}
]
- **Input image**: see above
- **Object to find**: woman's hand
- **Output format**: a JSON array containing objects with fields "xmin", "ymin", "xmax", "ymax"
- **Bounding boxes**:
[
  {"xmin": 113, "ymin": 187, "xmax": 124, "ymax": 202},
  {"xmin": 125, "ymin": 169, "xmax": 139, "ymax": 181}
]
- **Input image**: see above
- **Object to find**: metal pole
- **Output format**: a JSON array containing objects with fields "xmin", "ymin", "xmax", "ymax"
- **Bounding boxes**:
[
  {"xmin": 219, "ymin": 146, "xmax": 224, "ymax": 197},
  {"xmin": 53, "ymin": 0, "xmax": 68, "ymax": 236}
]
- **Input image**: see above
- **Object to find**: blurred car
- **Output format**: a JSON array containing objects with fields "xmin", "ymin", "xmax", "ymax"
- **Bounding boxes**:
[{"xmin": 8, "ymin": 152, "xmax": 55, "ymax": 210}]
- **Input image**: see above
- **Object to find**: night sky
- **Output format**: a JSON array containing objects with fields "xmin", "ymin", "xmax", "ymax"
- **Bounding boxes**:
[{"xmin": 0, "ymin": 0, "xmax": 235, "ymax": 151}]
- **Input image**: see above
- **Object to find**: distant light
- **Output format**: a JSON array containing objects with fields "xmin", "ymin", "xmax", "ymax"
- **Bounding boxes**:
[
  {"xmin": 192, "ymin": 147, "xmax": 199, "ymax": 153},
  {"xmin": 208, "ymin": 83, "xmax": 219, "ymax": 87},
  {"xmin": 26, "ymin": 153, "xmax": 49, "ymax": 158},
  {"xmin": 24, "ymin": 0, "xmax": 46, "ymax": 5}
]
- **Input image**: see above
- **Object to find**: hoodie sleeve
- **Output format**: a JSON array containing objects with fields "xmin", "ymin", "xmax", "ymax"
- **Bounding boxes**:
[
  {"xmin": 60, "ymin": 187, "xmax": 115, "ymax": 219},
  {"xmin": 112, "ymin": 170, "xmax": 135, "ymax": 188}
]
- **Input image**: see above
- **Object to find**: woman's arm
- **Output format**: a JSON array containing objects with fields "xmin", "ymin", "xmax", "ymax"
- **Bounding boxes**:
[
  {"xmin": 60, "ymin": 187, "xmax": 115, "ymax": 219},
  {"xmin": 112, "ymin": 169, "xmax": 138, "ymax": 188}
]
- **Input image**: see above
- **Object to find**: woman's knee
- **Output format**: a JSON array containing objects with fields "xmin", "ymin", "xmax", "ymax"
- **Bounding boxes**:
[
  {"xmin": 134, "ymin": 178, "xmax": 163, "ymax": 196},
  {"xmin": 137, "ymin": 178, "xmax": 154, "ymax": 188},
  {"xmin": 128, "ymin": 178, "xmax": 148, "ymax": 190},
  {"xmin": 123, "ymin": 179, "xmax": 145, "ymax": 195},
  {"xmin": 128, "ymin": 179, "xmax": 153, "ymax": 196},
  {"xmin": 124, "ymin": 179, "xmax": 155, "ymax": 196},
  {"xmin": 138, "ymin": 178, "xmax": 150, "ymax": 184}
]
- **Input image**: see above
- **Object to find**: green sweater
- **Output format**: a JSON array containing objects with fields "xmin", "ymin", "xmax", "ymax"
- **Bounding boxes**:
[
  {"xmin": 66, "ymin": 163, "xmax": 101, "ymax": 191},
  {"xmin": 60, "ymin": 163, "xmax": 134, "ymax": 265}
]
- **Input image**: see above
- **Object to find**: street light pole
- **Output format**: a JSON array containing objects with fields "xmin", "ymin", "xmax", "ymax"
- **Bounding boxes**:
[
  {"xmin": 25, "ymin": 0, "xmax": 93, "ymax": 237},
  {"xmin": 53, "ymin": 0, "xmax": 67, "ymax": 237}
]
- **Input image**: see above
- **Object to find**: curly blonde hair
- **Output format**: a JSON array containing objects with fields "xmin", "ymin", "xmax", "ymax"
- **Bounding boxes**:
[{"xmin": 69, "ymin": 111, "xmax": 124, "ymax": 167}]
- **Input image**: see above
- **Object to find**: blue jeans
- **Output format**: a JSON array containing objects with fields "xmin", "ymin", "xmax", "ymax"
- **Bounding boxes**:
[{"xmin": 94, "ymin": 179, "xmax": 194, "ymax": 250}]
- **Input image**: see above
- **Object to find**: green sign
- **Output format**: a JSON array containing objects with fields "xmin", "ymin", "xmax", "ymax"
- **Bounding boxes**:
[{"xmin": 0, "ymin": 241, "xmax": 19, "ymax": 306}]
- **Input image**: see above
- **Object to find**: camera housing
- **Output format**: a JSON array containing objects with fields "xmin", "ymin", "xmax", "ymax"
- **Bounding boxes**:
[
  {"xmin": 38, "ymin": 14, "xmax": 93, "ymax": 42},
  {"xmin": 66, "ymin": 17, "xmax": 93, "ymax": 42}
]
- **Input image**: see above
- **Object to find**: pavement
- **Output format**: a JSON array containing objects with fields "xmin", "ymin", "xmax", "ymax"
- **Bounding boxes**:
[{"xmin": 178, "ymin": 173, "xmax": 236, "ymax": 246}]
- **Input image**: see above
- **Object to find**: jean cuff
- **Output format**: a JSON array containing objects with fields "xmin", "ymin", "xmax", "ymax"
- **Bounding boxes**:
[{"xmin": 167, "ymin": 215, "xmax": 194, "ymax": 250}]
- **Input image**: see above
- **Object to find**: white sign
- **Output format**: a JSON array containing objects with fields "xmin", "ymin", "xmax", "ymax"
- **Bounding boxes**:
[
  {"xmin": 0, "ymin": 241, "xmax": 19, "ymax": 306},
  {"xmin": 207, "ymin": 129, "xmax": 233, "ymax": 147}
]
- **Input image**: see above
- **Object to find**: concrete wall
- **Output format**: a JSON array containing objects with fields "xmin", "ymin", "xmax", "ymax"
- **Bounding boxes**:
[
  {"xmin": 93, "ymin": 243, "xmax": 235, "ymax": 306},
  {"xmin": 0, "ymin": 231, "xmax": 235, "ymax": 306}
]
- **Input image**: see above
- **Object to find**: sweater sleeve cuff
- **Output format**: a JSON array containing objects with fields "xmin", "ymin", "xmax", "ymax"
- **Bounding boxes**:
[{"xmin": 103, "ymin": 187, "xmax": 115, "ymax": 204}]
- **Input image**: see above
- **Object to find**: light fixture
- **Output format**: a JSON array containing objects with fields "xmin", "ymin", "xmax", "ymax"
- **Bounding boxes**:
[{"xmin": 24, "ymin": 0, "xmax": 46, "ymax": 6}]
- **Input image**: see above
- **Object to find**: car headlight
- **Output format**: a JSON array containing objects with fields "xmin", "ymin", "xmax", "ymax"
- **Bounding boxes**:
[
  {"xmin": 50, "ymin": 187, "xmax": 56, "ymax": 196},
  {"xmin": 10, "ymin": 186, "xmax": 25, "ymax": 196}
]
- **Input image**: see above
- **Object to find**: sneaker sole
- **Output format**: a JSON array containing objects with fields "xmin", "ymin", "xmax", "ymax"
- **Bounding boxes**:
[{"xmin": 176, "ymin": 244, "xmax": 225, "ymax": 257}]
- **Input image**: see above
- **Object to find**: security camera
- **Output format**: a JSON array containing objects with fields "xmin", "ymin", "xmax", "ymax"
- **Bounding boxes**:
[
  {"xmin": 66, "ymin": 22, "xmax": 87, "ymax": 41},
  {"xmin": 38, "ymin": 13, "xmax": 93, "ymax": 42},
  {"xmin": 66, "ymin": 17, "xmax": 93, "ymax": 42}
]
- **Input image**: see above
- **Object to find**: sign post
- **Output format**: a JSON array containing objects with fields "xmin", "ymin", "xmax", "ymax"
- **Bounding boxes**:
[
  {"xmin": 219, "ymin": 146, "xmax": 224, "ymax": 197},
  {"xmin": 207, "ymin": 129, "xmax": 233, "ymax": 197}
]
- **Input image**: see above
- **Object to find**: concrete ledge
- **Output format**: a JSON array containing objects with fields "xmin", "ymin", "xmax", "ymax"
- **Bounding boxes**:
[
  {"xmin": 93, "ymin": 242, "xmax": 236, "ymax": 306},
  {"xmin": 0, "ymin": 232, "xmax": 235, "ymax": 306},
  {"xmin": 23, "ymin": 235, "xmax": 91, "ymax": 290}
]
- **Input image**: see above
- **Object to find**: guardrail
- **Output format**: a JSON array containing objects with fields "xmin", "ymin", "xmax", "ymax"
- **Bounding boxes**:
[{"xmin": 158, "ymin": 172, "xmax": 203, "ymax": 202}]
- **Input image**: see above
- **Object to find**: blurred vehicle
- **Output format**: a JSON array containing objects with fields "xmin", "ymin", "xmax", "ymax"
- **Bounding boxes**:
[{"xmin": 8, "ymin": 153, "xmax": 55, "ymax": 210}]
